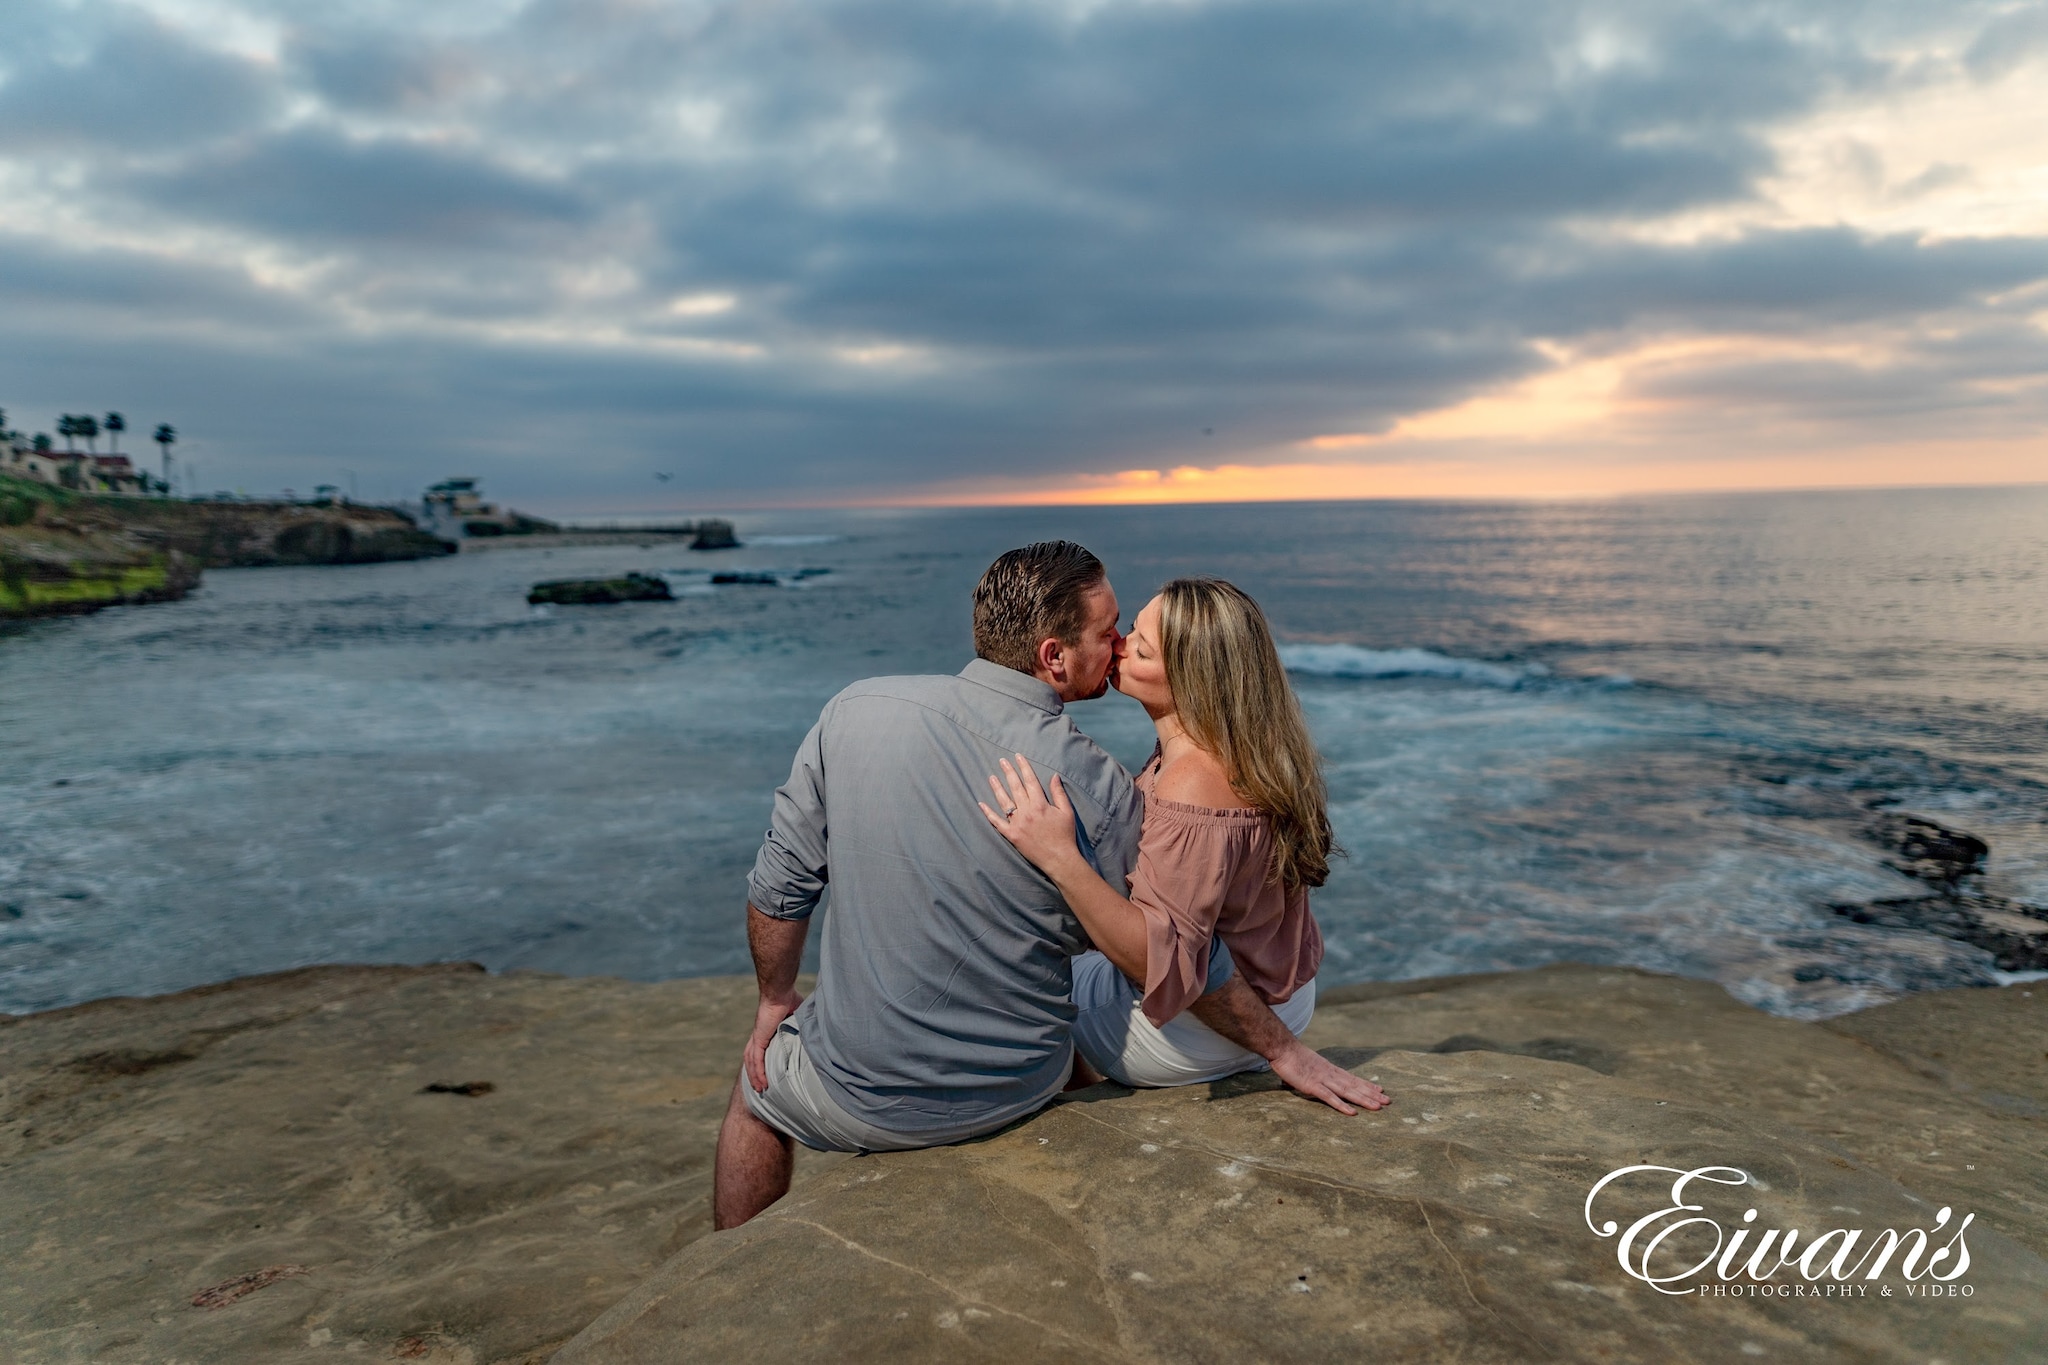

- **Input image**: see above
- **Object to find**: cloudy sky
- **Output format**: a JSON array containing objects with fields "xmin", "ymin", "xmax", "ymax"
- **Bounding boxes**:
[{"xmin": 3, "ymin": 0, "xmax": 2044, "ymax": 511}]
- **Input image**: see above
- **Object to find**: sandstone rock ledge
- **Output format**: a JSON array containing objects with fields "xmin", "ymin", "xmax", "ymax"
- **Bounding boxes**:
[{"xmin": 2, "ymin": 965, "xmax": 2043, "ymax": 1364}]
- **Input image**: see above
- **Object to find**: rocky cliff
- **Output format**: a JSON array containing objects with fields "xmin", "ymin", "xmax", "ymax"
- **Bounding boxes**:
[
  {"xmin": 68, "ymin": 493, "xmax": 455, "ymax": 568},
  {"xmin": 2, "ymin": 474, "xmax": 452, "ymax": 620},
  {"xmin": 1, "ymin": 965, "xmax": 2040, "ymax": 1363},
  {"xmin": 0, "ymin": 474, "xmax": 199, "ymax": 619}
]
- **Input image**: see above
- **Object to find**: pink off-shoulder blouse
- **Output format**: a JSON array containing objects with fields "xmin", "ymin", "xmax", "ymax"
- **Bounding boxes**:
[{"xmin": 1125, "ymin": 750, "xmax": 1325, "ymax": 1027}]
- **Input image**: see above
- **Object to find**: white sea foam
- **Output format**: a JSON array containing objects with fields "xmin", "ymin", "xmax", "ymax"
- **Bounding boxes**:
[
  {"xmin": 746, "ymin": 534, "xmax": 843, "ymax": 546},
  {"xmin": 1278, "ymin": 644, "xmax": 1535, "ymax": 688}
]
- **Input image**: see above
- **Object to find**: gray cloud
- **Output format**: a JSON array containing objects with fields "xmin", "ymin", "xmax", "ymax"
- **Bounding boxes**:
[
  {"xmin": 287, "ymin": 31, "xmax": 482, "ymax": 113},
  {"xmin": 0, "ymin": 230, "xmax": 318, "ymax": 329},
  {"xmin": 0, "ymin": 16, "xmax": 277, "ymax": 152},
  {"xmin": 129, "ymin": 128, "xmax": 593, "ymax": 247},
  {"xmin": 1965, "ymin": 2, "xmax": 2048, "ymax": 80},
  {"xmin": 1, "ymin": 0, "xmax": 2043, "ymax": 504},
  {"xmin": 1520, "ymin": 229, "xmax": 2048, "ymax": 333}
]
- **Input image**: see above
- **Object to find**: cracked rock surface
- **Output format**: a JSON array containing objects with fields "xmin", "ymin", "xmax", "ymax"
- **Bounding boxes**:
[
  {"xmin": 3, "ymin": 963, "xmax": 2043, "ymax": 1363},
  {"xmin": 559, "ymin": 967, "xmax": 2047, "ymax": 1364},
  {"xmin": 0, "ymin": 964, "xmax": 846, "ymax": 1364}
]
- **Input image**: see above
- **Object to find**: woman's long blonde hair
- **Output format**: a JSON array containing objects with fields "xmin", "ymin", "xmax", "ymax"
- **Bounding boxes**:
[{"xmin": 1157, "ymin": 577, "xmax": 1337, "ymax": 889}]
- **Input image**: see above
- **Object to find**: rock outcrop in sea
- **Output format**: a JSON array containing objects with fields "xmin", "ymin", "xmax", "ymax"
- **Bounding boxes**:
[
  {"xmin": 2, "ymin": 963, "xmax": 2040, "ymax": 1362},
  {"xmin": 688, "ymin": 518, "xmax": 740, "ymax": 550},
  {"xmin": 527, "ymin": 573, "xmax": 675, "ymax": 605},
  {"xmin": 1831, "ymin": 816, "xmax": 2048, "ymax": 972}
]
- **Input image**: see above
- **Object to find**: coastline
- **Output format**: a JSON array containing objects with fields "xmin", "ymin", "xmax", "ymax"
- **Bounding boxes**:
[
  {"xmin": 3, "ymin": 963, "xmax": 2041, "ymax": 1362},
  {"xmin": 1, "ymin": 473, "xmax": 450, "ymax": 621}
]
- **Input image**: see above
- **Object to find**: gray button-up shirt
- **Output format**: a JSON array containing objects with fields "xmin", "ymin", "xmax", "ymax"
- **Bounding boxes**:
[{"xmin": 748, "ymin": 658, "xmax": 1144, "ymax": 1134}]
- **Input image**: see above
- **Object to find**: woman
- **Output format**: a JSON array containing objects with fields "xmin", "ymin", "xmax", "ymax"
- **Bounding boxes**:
[{"xmin": 981, "ymin": 577, "xmax": 1388, "ymax": 1112}]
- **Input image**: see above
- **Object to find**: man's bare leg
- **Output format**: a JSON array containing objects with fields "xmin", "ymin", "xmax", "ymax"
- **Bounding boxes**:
[{"xmin": 713, "ymin": 1074, "xmax": 795, "ymax": 1229}]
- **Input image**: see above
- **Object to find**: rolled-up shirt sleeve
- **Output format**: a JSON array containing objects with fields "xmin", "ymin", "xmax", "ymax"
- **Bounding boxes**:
[
  {"xmin": 747, "ymin": 715, "xmax": 830, "ymax": 920},
  {"xmin": 1126, "ymin": 814, "xmax": 1238, "ymax": 1027}
]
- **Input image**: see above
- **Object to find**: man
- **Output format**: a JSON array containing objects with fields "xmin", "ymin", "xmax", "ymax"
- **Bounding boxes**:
[{"xmin": 714, "ymin": 541, "xmax": 1379, "ymax": 1228}]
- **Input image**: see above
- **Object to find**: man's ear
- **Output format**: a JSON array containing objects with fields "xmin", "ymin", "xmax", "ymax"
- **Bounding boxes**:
[{"xmin": 1035, "ymin": 635, "xmax": 1066, "ymax": 683}]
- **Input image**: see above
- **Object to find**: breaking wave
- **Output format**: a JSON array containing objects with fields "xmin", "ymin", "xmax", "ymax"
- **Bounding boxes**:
[{"xmin": 1277, "ymin": 644, "xmax": 1539, "ymax": 688}]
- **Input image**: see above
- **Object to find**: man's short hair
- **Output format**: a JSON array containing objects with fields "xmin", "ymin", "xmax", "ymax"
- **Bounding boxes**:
[{"xmin": 973, "ymin": 541, "xmax": 1107, "ymax": 673}]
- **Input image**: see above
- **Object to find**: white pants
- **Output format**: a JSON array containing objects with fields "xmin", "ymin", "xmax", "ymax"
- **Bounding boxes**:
[{"xmin": 1070, "ymin": 950, "xmax": 1316, "ymax": 1088}]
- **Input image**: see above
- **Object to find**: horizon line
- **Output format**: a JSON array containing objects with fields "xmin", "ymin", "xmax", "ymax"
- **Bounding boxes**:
[{"xmin": 532, "ymin": 472, "xmax": 2048, "ymax": 519}]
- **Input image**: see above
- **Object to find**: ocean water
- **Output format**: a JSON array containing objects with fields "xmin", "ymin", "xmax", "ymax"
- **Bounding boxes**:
[{"xmin": 3, "ymin": 489, "xmax": 2045, "ymax": 1018}]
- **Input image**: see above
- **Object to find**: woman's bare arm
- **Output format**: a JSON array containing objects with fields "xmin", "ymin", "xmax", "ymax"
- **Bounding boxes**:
[
  {"xmin": 982, "ymin": 755, "xmax": 1390, "ymax": 1116},
  {"xmin": 981, "ymin": 757, "xmax": 1150, "ymax": 982}
]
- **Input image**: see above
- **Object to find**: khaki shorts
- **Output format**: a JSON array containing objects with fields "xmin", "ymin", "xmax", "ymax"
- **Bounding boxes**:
[
  {"xmin": 742, "ymin": 1019, "xmax": 1051, "ymax": 1154},
  {"xmin": 1071, "ymin": 949, "xmax": 1316, "ymax": 1088}
]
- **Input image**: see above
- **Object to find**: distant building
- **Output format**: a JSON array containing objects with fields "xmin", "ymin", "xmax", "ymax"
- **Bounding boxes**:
[
  {"xmin": 421, "ymin": 477, "xmax": 557, "ymax": 540},
  {"xmin": 4, "ymin": 441, "xmax": 149, "ymax": 495},
  {"xmin": 5, "ymin": 440, "xmax": 68, "ymax": 486},
  {"xmin": 89, "ymin": 455, "xmax": 146, "ymax": 495}
]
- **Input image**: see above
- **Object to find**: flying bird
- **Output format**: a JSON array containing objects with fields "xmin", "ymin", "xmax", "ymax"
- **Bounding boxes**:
[{"xmin": 654, "ymin": 472, "xmax": 673, "ymax": 483}]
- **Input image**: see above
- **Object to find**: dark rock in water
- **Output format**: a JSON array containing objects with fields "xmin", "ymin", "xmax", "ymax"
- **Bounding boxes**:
[
  {"xmin": 527, "ymin": 573, "xmax": 673, "ymax": 605},
  {"xmin": 791, "ymin": 567, "xmax": 831, "ymax": 579},
  {"xmin": 1832, "ymin": 891, "xmax": 2048, "ymax": 971},
  {"xmin": 1871, "ymin": 813, "xmax": 1989, "ymax": 885},
  {"xmin": 1836, "ymin": 813, "xmax": 2038, "ymax": 967},
  {"xmin": 710, "ymin": 572, "xmax": 777, "ymax": 586},
  {"xmin": 689, "ymin": 519, "xmax": 739, "ymax": 550}
]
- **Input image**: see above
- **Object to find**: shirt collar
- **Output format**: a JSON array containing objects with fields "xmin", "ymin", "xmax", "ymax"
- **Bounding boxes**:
[{"xmin": 959, "ymin": 657, "xmax": 1064, "ymax": 715}]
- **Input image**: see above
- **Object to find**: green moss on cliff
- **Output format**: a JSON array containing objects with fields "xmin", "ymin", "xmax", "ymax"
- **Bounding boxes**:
[
  {"xmin": 0, "ymin": 473, "xmax": 200, "ymax": 620},
  {"xmin": 0, "ymin": 558, "xmax": 183, "ymax": 618}
]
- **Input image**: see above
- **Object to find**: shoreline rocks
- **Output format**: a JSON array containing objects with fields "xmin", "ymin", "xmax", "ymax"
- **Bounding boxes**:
[
  {"xmin": 3, "ymin": 964, "xmax": 2041, "ymax": 1363},
  {"xmin": 1832, "ymin": 815, "xmax": 2048, "ymax": 971}
]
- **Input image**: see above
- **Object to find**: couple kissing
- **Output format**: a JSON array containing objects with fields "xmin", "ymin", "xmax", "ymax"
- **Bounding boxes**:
[{"xmin": 715, "ymin": 540, "xmax": 1390, "ymax": 1228}]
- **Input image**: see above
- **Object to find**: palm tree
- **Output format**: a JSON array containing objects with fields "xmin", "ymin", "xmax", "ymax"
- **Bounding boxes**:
[
  {"xmin": 155, "ymin": 423, "xmax": 177, "ymax": 493},
  {"xmin": 33, "ymin": 433, "xmax": 52, "ymax": 453},
  {"xmin": 80, "ymin": 415, "xmax": 99, "ymax": 454},
  {"xmin": 57, "ymin": 415, "xmax": 78, "ymax": 452},
  {"xmin": 105, "ymin": 412, "xmax": 125, "ymax": 454}
]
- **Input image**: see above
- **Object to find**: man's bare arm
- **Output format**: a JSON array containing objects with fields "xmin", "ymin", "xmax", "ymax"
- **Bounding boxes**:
[
  {"xmin": 743, "ymin": 903, "xmax": 808, "ymax": 1093},
  {"xmin": 1188, "ymin": 974, "xmax": 1390, "ymax": 1115}
]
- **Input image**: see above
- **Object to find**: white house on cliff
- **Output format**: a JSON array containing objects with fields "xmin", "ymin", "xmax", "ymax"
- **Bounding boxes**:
[{"xmin": 5, "ymin": 439, "xmax": 147, "ymax": 494}]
